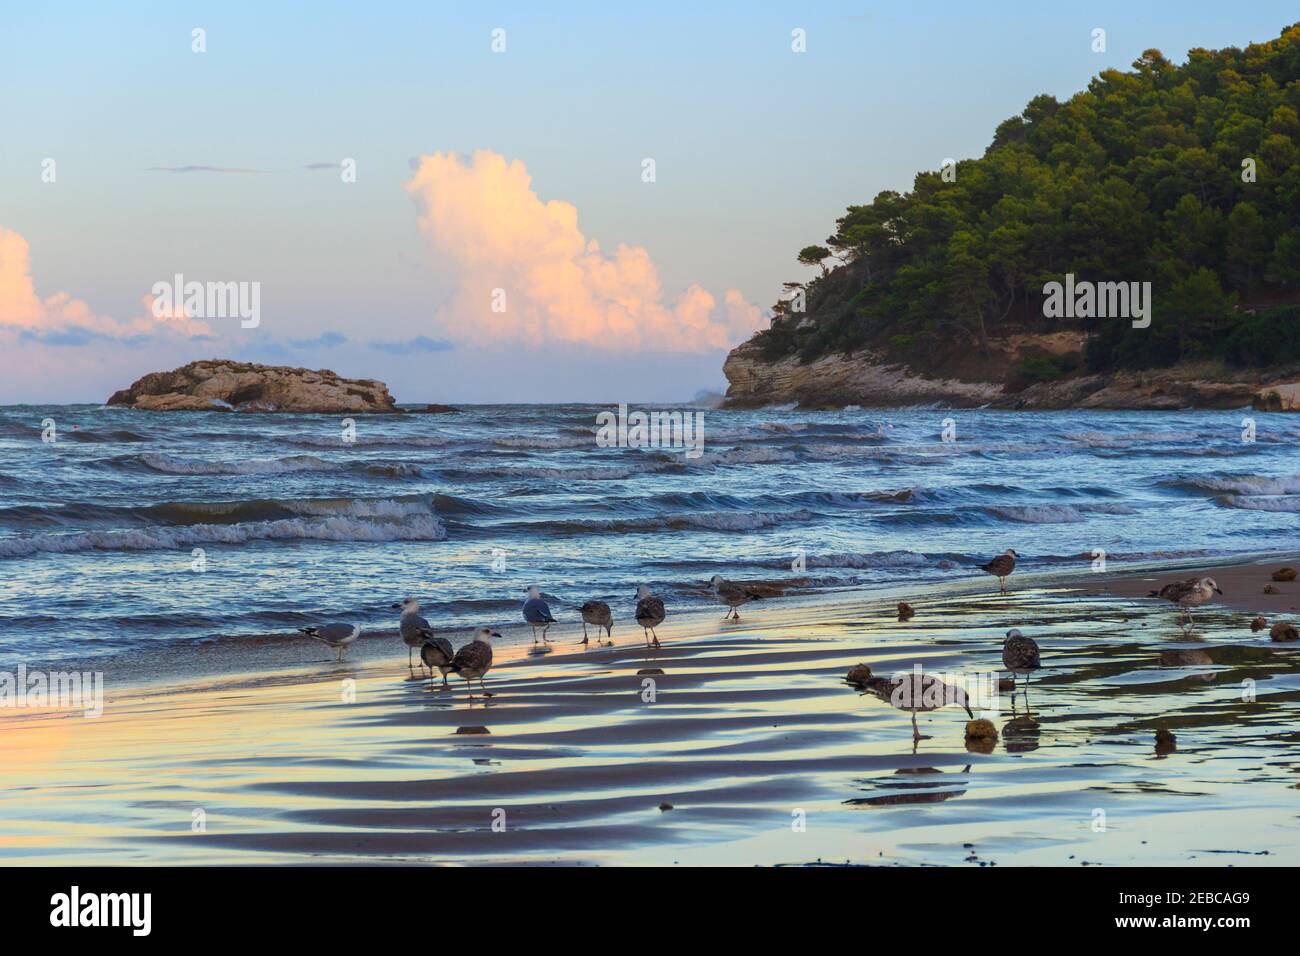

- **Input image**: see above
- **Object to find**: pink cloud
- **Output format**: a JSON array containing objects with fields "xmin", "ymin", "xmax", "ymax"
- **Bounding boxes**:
[
  {"xmin": 0, "ymin": 225, "xmax": 212, "ymax": 341},
  {"xmin": 403, "ymin": 151, "xmax": 764, "ymax": 351}
]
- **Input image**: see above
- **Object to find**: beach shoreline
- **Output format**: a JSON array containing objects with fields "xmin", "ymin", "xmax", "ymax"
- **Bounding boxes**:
[{"xmin": 3, "ymin": 551, "xmax": 1299, "ymax": 866}]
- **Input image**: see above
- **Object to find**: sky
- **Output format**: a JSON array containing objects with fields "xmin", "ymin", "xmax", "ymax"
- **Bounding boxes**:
[{"xmin": 1, "ymin": 1, "xmax": 1295, "ymax": 404}]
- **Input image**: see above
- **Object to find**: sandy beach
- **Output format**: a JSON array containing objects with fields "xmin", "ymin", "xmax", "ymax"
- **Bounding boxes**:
[{"xmin": 3, "ymin": 555, "xmax": 1299, "ymax": 866}]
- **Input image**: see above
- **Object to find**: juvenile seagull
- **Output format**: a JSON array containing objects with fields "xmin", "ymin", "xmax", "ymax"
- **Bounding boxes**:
[
  {"xmin": 634, "ymin": 585, "xmax": 665, "ymax": 647},
  {"xmin": 980, "ymin": 549, "xmax": 1018, "ymax": 593},
  {"xmin": 1002, "ymin": 628, "xmax": 1041, "ymax": 714},
  {"xmin": 420, "ymin": 636, "xmax": 457, "ymax": 687},
  {"xmin": 298, "ymin": 622, "xmax": 360, "ymax": 661},
  {"xmin": 393, "ymin": 597, "xmax": 434, "ymax": 673},
  {"xmin": 710, "ymin": 575, "xmax": 763, "ymax": 621},
  {"xmin": 447, "ymin": 627, "xmax": 498, "ymax": 697},
  {"xmin": 522, "ymin": 585, "xmax": 556, "ymax": 643},
  {"xmin": 579, "ymin": 600, "xmax": 613, "ymax": 646},
  {"xmin": 1149, "ymin": 577, "xmax": 1223, "ymax": 632},
  {"xmin": 857, "ymin": 670, "xmax": 974, "ymax": 741}
]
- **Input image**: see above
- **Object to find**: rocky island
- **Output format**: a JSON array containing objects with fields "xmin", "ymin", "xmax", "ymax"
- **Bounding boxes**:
[
  {"xmin": 724, "ymin": 27, "xmax": 1300, "ymax": 412},
  {"xmin": 106, "ymin": 360, "xmax": 401, "ymax": 413}
]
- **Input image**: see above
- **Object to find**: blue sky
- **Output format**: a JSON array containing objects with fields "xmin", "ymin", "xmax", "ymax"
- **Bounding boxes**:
[{"xmin": 1, "ymin": 1, "xmax": 1294, "ymax": 403}]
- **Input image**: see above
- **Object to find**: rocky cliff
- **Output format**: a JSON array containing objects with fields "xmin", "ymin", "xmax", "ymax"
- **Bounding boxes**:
[
  {"xmin": 106, "ymin": 360, "xmax": 399, "ymax": 413},
  {"xmin": 722, "ymin": 339, "xmax": 1300, "ymax": 411}
]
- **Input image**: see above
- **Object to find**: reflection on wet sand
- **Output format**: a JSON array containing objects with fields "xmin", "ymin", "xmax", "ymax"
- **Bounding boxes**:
[{"xmin": 1, "ymin": 587, "xmax": 1298, "ymax": 865}]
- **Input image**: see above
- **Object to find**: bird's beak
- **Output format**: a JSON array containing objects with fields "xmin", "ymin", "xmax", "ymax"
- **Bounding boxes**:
[
  {"xmin": 491, "ymin": 632, "xmax": 503, "ymax": 638},
  {"xmin": 1215, "ymin": 587, "xmax": 1224, "ymax": 595},
  {"xmin": 390, "ymin": 603, "xmax": 402, "ymax": 609}
]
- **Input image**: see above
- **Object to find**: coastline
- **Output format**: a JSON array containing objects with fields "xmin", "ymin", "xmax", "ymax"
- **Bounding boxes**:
[{"xmin": 3, "ymin": 548, "xmax": 1298, "ymax": 865}]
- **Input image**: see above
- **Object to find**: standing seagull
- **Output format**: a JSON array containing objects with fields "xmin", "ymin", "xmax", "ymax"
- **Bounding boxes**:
[
  {"xmin": 634, "ymin": 585, "xmax": 665, "ymax": 647},
  {"xmin": 710, "ymin": 575, "xmax": 763, "ymax": 621},
  {"xmin": 393, "ymin": 597, "xmax": 435, "ymax": 674},
  {"xmin": 1002, "ymin": 628, "xmax": 1041, "ymax": 714},
  {"xmin": 420, "ymin": 637, "xmax": 456, "ymax": 687},
  {"xmin": 447, "ymin": 627, "xmax": 498, "ymax": 698},
  {"xmin": 1149, "ymin": 577, "xmax": 1223, "ymax": 633},
  {"xmin": 522, "ymin": 585, "xmax": 556, "ymax": 643},
  {"xmin": 980, "ymin": 549, "xmax": 1018, "ymax": 594},
  {"xmin": 579, "ymin": 600, "xmax": 613, "ymax": 646},
  {"xmin": 298, "ymin": 622, "xmax": 360, "ymax": 661}
]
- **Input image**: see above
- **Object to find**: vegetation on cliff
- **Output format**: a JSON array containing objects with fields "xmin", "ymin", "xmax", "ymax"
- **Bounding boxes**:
[{"xmin": 752, "ymin": 24, "xmax": 1300, "ymax": 380}]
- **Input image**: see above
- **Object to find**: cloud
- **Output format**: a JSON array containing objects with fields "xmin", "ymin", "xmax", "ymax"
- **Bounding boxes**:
[
  {"xmin": 146, "ymin": 165, "xmax": 261, "ymax": 174},
  {"xmin": 367, "ymin": 335, "xmax": 454, "ymax": 355},
  {"xmin": 0, "ymin": 225, "xmax": 213, "ymax": 342},
  {"xmin": 289, "ymin": 331, "xmax": 348, "ymax": 348},
  {"xmin": 402, "ymin": 150, "xmax": 765, "ymax": 352}
]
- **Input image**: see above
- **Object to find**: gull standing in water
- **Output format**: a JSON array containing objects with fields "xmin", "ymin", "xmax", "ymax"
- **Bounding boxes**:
[
  {"xmin": 298, "ymin": 622, "xmax": 360, "ymax": 661},
  {"xmin": 579, "ymin": 600, "xmax": 613, "ymax": 646},
  {"xmin": 447, "ymin": 627, "xmax": 498, "ymax": 698},
  {"xmin": 1002, "ymin": 629, "xmax": 1041, "ymax": 714},
  {"xmin": 393, "ymin": 597, "xmax": 434, "ymax": 674},
  {"xmin": 634, "ymin": 585, "xmax": 665, "ymax": 647},
  {"xmin": 1149, "ymin": 577, "xmax": 1223, "ymax": 633},
  {"xmin": 979, "ymin": 549, "xmax": 1018, "ymax": 594},
  {"xmin": 710, "ymin": 575, "xmax": 763, "ymax": 621},
  {"xmin": 522, "ymin": 585, "xmax": 556, "ymax": 643}
]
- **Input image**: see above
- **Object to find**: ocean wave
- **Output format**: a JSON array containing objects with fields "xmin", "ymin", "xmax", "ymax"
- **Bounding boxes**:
[
  {"xmin": 494, "ymin": 508, "xmax": 815, "ymax": 536},
  {"xmin": 138, "ymin": 452, "xmax": 336, "ymax": 475},
  {"xmin": 984, "ymin": 503, "xmax": 1136, "ymax": 524},
  {"xmin": 689, "ymin": 446, "xmax": 798, "ymax": 466},
  {"xmin": 287, "ymin": 434, "xmax": 453, "ymax": 449},
  {"xmin": 492, "ymin": 434, "xmax": 594, "ymax": 449},
  {"xmin": 0, "ymin": 513, "xmax": 447, "ymax": 559},
  {"xmin": 1164, "ymin": 474, "xmax": 1300, "ymax": 496},
  {"xmin": 792, "ymin": 549, "xmax": 936, "ymax": 570},
  {"xmin": 1215, "ymin": 495, "xmax": 1300, "ymax": 512}
]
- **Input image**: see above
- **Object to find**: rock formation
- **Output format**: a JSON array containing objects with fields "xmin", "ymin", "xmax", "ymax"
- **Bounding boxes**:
[{"xmin": 106, "ymin": 360, "xmax": 399, "ymax": 413}]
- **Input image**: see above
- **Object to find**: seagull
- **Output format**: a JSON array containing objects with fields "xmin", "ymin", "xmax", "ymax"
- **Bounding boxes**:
[
  {"xmin": 447, "ymin": 627, "xmax": 498, "ymax": 697},
  {"xmin": 522, "ymin": 585, "xmax": 556, "ymax": 643},
  {"xmin": 634, "ymin": 585, "xmax": 665, "ymax": 647},
  {"xmin": 579, "ymin": 600, "xmax": 613, "ymax": 646},
  {"xmin": 1149, "ymin": 577, "xmax": 1223, "ymax": 632},
  {"xmin": 298, "ymin": 622, "xmax": 360, "ymax": 661},
  {"xmin": 709, "ymin": 575, "xmax": 763, "ymax": 621},
  {"xmin": 856, "ymin": 669, "xmax": 973, "ymax": 741},
  {"xmin": 979, "ymin": 549, "xmax": 1018, "ymax": 593},
  {"xmin": 1002, "ymin": 628, "xmax": 1040, "ymax": 714},
  {"xmin": 420, "ymin": 637, "xmax": 456, "ymax": 687},
  {"xmin": 393, "ymin": 597, "xmax": 434, "ymax": 674}
]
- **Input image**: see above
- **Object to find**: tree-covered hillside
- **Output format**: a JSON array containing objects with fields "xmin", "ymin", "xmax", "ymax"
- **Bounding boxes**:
[{"xmin": 754, "ymin": 24, "xmax": 1300, "ymax": 379}]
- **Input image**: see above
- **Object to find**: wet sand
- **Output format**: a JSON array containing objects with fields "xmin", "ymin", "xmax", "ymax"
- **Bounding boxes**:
[
  {"xmin": 3, "ymin": 569, "xmax": 1299, "ymax": 866},
  {"xmin": 1073, "ymin": 553, "xmax": 1300, "ymax": 617}
]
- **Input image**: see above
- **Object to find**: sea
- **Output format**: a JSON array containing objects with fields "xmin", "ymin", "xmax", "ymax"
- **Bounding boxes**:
[{"xmin": 3, "ymin": 403, "xmax": 1298, "ymax": 666}]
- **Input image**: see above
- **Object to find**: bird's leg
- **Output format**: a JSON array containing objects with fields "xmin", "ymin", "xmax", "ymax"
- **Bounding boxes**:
[
  {"xmin": 651, "ymin": 628, "xmax": 660, "ymax": 647},
  {"xmin": 408, "ymin": 646, "xmax": 415, "ymax": 673},
  {"xmin": 581, "ymin": 622, "xmax": 588, "ymax": 646},
  {"xmin": 544, "ymin": 623, "xmax": 552, "ymax": 642}
]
